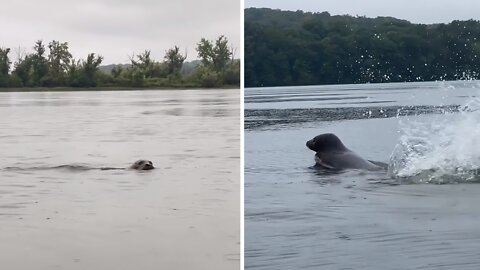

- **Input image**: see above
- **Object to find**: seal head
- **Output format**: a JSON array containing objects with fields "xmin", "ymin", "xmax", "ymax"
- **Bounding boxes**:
[
  {"xmin": 130, "ymin": 160, "xmax": 155, "ymax": 170},
  {"xmin": 306, "ymin": 133, "xmax": 348, "ymax": 153}
]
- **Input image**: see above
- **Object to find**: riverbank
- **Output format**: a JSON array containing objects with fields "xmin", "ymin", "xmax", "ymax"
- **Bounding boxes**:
[{"xmin": 0, "ymin": 85, "xmax": 239, "ymax": 93}]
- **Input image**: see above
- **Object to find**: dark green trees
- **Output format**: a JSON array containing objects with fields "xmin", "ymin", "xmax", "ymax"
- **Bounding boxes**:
[
  {"xmin": 0, "ymin": 48, "xmax": 11, "ymax": 87},
  {"xmin": 0, "ymin": 47, "xmax": 11, "ymax": 76},
  {"xmin": 8, "ymin": 40, "xmax": 103, "ymax": 88},
  {"xmin": 31, "ymin": 40, "xmax": 49, "ymax": 86},
  {"xmin": 46, "ymin": 40, "xmax": 72, "ymax": 86},
  {"xmin": 69, "ymin": 53, "xmax": 104, "ymax": 87},
  {"xmin": 245, "ymin": 8, "xmax": 480, "ymax": 87}
]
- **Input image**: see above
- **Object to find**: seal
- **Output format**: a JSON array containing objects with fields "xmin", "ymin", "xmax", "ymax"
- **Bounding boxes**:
[
  {"xmin": 306, "ymin": 133, "xmax": 382, "ymax": 171},
  {"xmin": 129, "ymin": 160, "xmax": 155, "ymax": 170},
  {"xmin": 4, "ymin": 160, "xmax": 156, "ymax": 171}
]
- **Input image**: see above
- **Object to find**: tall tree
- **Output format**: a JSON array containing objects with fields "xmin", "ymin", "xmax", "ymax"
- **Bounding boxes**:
[
  {"xmin": 196, "ymin": 35, "xmax": 232, "ymax": 72},
  {"xmin": 164, "ymin": 46, "xmax": 186, "ymax": 75},
  {"xmin": 31, "ymin": 40, "xmax": 48, "ymax": 86},
  {"xmin": 0, "ymin": 47, "xmax": 11, "ymax": 75},
  {"xmin": 13, "ymin": 54, "xmax": 33, "ymax": 86},
  {"xmin": 212, "ymin": 35, "xmax": 232, "ymax": 71},
  {"xmin": 82, "ymin": 53, "xmax": 103, "ymax": 86},
  {"xmin": 47, "ymin": 40, "xmax": 72, "ymax": 85},
  {"xmin": 197, "ymin": 38, "xmax": 214, "ymax": 67},
  {"xmin": 68, "ymin": 54, "xmax": 103, "ymax": 87},
  {"xmin": 130, "ymin": 50, "xmax": 155, "ymax": 78},
  {"xmin": 0, "ymin": 47, "xmax": 11, "ymax": 87}
]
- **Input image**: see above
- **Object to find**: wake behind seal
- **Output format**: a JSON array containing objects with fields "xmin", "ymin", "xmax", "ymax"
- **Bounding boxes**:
[{"xmin": 306, "ymin": 133, "xmax": 383, "ymax": 171}]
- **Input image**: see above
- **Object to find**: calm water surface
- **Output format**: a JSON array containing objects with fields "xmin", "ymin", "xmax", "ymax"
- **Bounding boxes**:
[
  {"xmin": 245, "ymin": 81, "xmax": 480, "ymax": 270},
  {"xmin": 0, "ymin": 89, "xmax": 240, "ymax": 270}
]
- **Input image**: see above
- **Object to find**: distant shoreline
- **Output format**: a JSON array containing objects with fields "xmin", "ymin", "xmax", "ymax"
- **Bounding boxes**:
[
  {"xmin": 0, "ymin": 85, "xmax": 239, "ymax": 93},
  {"xmin": 245, "ymin": 8, "xmax": 480, "ymax": 88}
]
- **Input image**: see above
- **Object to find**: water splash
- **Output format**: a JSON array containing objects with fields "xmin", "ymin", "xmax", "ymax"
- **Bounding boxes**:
[{"xmin": 389, "ymin": 93, "xmax": 480, "ymax": 183}]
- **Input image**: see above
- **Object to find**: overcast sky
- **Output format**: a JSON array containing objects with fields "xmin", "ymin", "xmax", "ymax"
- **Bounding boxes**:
[
  {"xmin": 1, "ymin": 0, "xmax": 240, "ymax": 64},
  {"xmin": 245, "ymin": 0, "xmax": 480, "ymax": 24}
]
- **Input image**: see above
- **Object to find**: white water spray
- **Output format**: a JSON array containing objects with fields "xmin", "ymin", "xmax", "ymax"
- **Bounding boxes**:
[{"xmin": 389, "ymin": 91, "xmax": 480, "ymax": 183}]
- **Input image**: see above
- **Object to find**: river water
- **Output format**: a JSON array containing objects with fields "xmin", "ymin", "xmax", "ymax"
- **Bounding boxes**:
[
  {"xmin": 0, "ymin": 89, "xmax": 240, "ymax": 270},
  {"xmin": 245, "ymin": 81, "xmax": 480, "ymax": 270}
]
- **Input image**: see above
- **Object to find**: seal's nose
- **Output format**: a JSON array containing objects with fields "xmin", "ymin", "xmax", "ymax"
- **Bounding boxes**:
[
  {"xmin": 306, "ymin": 140, "xmax": 313, "ymax": 149},
  {"xmin": 145, "ymin": 163, "xmax": 154, "ymax": 169}
]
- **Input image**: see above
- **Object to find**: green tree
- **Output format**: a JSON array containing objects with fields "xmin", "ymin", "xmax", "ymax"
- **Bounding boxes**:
[
  {"xmin": 69, "ymin": 53, "xmax": 103, "ymax": 87},
  {"xmin": 0, "ymin": 47, "xmax": 11, "ymax": 75},
  {"xmin": 83, "ymin": 53, "xmax": 103, "ymax": 80},
  {"xmin": 196, "ymin": 35, "xmax": 232, "ymax": 72},
  {"xmin": 212, "ymin": 35, "xmax": 232, "ymax": 71},
  {"xmin": 31, "ymin": 40, "xmax": 49, "ymax": 86},
  {"xmin": 130, "ymin": 50, "xmax": 155, "ymax": 78},
  {"xmin": 82, "ymin": 53, "xmax": 103, "ymax": 86},
  {"xmin": 164, "ymin": 46, "xmax": 186, "ymax": 75},
  {"xmin": 196, "ymin": 38, "xmax": 214, "ymax": 67},
  {"xmin": 0, "ymin": 47, "xmax": 11, "ymax": 87},
  {"xmin": 46, "ymin": 40, "xmax": 72, "ymax": 86},
  {"xmin": 223, "ymin": 59, "xmax": 240, "ymax": 85},
  {"xmin": 196, "ymin": 35, "xmax": 237, "ymax": 86},
  {"xmin": 12, "ymin": 54, "xmax": 33, "ymax": 86},
  {"xmin": 130, "ymin": 69, "xmax": 145, "ymax": 87},
  {"xmin": 195, "ymin": 65, "xmax": 220, "ymax": 87}
]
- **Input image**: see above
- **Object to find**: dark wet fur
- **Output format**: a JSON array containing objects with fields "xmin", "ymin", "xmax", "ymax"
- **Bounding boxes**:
[
  {"xmin": 307, "ymin": 133, "xmax": 386, "ymax": 171},
  {"xmin": 129, "ymin": 160, "xmax": 155, "ymax": 170}
]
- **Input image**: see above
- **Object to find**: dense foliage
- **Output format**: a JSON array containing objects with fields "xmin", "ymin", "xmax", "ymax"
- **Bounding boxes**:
[
  {"xmin": 0, "ymin": 35, "xmax": 239, "ymax": 89},
  {"xmin": 245, "ymin": 8, "xmax": 480, "ymax": 87}
]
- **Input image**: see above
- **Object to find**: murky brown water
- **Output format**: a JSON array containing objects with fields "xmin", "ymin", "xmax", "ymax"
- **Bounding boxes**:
[{"xmin": 0, "ymin": 89, "xmax": 240, "ymax": 270}]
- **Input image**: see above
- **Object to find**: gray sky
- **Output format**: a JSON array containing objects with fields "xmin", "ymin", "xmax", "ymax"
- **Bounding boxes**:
[
  {"xmin": 1, "ymin": 0, "xmax": 240, "ymax": 64},
  {"xmin": 245, "ymin": 0, "xmax": 480, "ymax": 24}
]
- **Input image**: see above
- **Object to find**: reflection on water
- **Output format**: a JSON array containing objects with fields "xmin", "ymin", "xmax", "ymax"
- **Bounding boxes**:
[
  {"xmin": 245, "ymin": 81, "xmax": 480, "ymax": 270},
  {"xmin": 245, "ymin": 80, "xmax": 479, "ymax": 109},
  {"xmin": 0, "ymin": 89, "xmax": 239, "ymax": 270}
]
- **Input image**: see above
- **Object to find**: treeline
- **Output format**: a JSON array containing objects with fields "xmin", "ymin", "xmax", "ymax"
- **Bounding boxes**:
[
  {"xmin": 245, "ymin": 8, "xmax": 480, "ymax": 87},
  {"xmin": 0, "ymin": 35, "xmax": 239, "ymax": 89}
]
